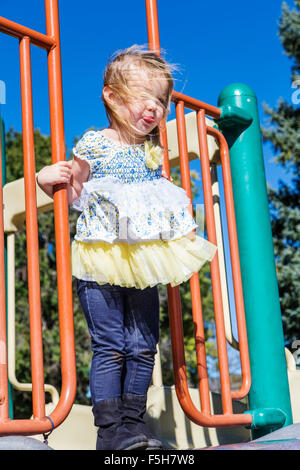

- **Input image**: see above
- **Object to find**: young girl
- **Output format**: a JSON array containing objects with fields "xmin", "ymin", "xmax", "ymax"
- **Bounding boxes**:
[{"xmin": 37, "ymin": 45, "xmax": 217, "ymax": 450}]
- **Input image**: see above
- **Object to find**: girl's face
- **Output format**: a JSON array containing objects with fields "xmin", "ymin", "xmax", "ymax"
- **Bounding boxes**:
[
  {"xmin": 125, "ymin": 70, "xmax": 169, "ymax": 138},
  {"xmin": 104, "ymin": 68, "xmax": 169, "ymax": 141}
]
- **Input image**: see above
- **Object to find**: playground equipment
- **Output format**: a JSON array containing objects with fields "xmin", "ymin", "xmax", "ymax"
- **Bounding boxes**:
[{"xmin": 0, "ymin": 0, "xmax": 300, "ymax": 450}]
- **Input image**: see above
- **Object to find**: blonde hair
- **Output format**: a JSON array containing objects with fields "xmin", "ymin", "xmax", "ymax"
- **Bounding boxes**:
[{"xmin": 102, "ymin": 45, "xmax": 174, "ymax": 146}]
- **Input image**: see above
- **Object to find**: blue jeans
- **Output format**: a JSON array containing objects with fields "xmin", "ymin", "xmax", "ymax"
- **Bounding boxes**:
[{"xmin": 77, "ymin": 280, "xmax": 160, "ymax": 404}]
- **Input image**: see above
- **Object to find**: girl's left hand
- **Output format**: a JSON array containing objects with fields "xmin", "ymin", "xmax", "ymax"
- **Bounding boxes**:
[{"xmin": 162, "ymin": 169, "xmax": 174, "ymax": 183}]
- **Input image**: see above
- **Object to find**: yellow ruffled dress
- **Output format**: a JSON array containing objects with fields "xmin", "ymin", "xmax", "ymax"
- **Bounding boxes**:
[{"xmin": 71, "ymin": 131, "xmax": 217, "ymax": 290}]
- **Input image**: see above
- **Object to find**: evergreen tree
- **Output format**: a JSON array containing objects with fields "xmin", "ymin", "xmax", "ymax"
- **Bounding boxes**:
[{"xmin": 262, "ymin": 0, "xmax": 300, "ymax": 352}]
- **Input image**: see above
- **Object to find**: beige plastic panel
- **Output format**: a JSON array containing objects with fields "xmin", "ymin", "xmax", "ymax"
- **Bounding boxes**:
[
  {"xmin": 288, "ymin": 370, "xmax": 300, "ymax": 423},
  {"xmin": 3, "ymin": 178, "xmax": 53, "ymax": 233},
  {"xmin": 6, "ymin": 233, "xmax": 60, "ymax": 405},
  {"xmin": 286, "ymin": 348, "xmax": 300, "ymax": 423},
  {"xmin": 166, "ymin": 111, "xmax": 220, "ymax": 167}
]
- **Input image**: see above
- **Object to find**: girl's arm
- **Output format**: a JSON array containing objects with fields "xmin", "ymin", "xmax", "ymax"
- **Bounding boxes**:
[{"xmin": 36, "ymin": 156, "xmax": 90, "ymax": 205}]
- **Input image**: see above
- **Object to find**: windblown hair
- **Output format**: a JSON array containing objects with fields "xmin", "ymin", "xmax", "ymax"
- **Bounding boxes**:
[{"xmin": 102, "ymin": 45, "xmax": 175, "ymax": 146}]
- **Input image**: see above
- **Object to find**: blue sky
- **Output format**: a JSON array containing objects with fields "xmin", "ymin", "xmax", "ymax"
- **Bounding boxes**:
[
  {"xmin": 0, "ymin": 0, "xmax": 297, "ymax": 190},
  {"xmin": 0, "ymin": 1, "xmax": 297, "ymax": 370}
]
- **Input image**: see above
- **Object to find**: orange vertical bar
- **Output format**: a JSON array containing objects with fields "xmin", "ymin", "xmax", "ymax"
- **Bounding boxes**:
[
  {"xmin": 175, "ymin": 101, "xmax": 211, "ymax": 414},
  {"xmin": 145, "ymin": 0, "xmax": 160, "ymax": 52},
  {"xmin": 19, "ymin": 36, "xmax": 45, "ymax": 418},
  {"xmin": 175, "ymin": 102, "xmax": 193, "ymax": 206},
  {"xmin": 0, "ymin": 107, "xmax": 9, "ymax": 420},
  {"xmin": 145, "ymin": 0, "xmax": 170, "ymax": 178},
  {"xmin": 159, "ymin": 121, "xmax": 170, "ymax": 178},
  {"xmin": 45, "ymin": 0, "xmax": 76, "ymax": 425},
  {"xmin": 167, "ymin": 285, "xmax": 187, "ymax": 401},
  {"xmin": 197, "ymin": 109, "xmax": 233, "ymax": 415}
]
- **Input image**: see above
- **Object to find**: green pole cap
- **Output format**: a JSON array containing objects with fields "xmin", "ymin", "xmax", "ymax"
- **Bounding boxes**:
[
  {"xmin": 245, "ymin": 408, "xmax": 287, "ymax": 433},
  {"xmin": 218, "ymin": 83, "xmax": 257, "ymax": 105}
]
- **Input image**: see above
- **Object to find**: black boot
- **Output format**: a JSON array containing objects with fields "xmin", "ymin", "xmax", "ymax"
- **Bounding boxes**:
[
  {"xmin": 122, "ymin": 393, "xmax": 163, "ymax": 449},
  {"xmin": 92, "ymin": 397, "xmax": 148, "ymax": 450}
]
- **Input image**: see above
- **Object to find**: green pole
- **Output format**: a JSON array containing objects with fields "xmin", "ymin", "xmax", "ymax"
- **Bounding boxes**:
[
  {"xmin": 217, "ymin": 83, "xmax": 293, "ymax": 439},
  {"xmin": 1, "ymin": 115, "xmax": 13, "ymax": 419}
]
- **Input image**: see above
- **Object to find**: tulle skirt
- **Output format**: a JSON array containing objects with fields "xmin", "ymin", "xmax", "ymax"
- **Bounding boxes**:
[{"xmin": 71, "ymin": 235, "xmax": 217, "ymax": 290}]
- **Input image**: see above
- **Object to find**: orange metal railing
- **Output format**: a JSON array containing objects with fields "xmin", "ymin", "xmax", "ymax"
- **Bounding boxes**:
[
  {"xmin": 0, "ymin": 0, "xmax": 76, "ymax": 435},
  {"xmin": 146, "ymin": 0, "xmax": 252, "ymax": 427}
]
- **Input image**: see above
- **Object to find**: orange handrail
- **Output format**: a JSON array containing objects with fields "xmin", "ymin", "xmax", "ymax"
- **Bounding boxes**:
[
  {"xmin": 175, "ymin": 101, "xmax": 211, "ymax": 415},
  {"xmin": 146, "ymin": 0, "xmax": 252, "ymax": 427},
  {"xmin": 0, "ymin": 0, "xmax": 76, "ymax": 435},
  {"xmin": 0, "ymin": 16, "xmax": 55, "ymax": 50},
  {"xmin": 172, "ymin": 90, "xmax": 221, "ymax": 120},
  {"xmin": 206, "ymin": 126, "xmax": 251, "ymax": 401},
  {"xmin": 0, "ymin": 107, "xmax": 9, "ymax": 422},
  {"xmin": 20, "ymin": 35, "xmax": 46, "ymax": 419}
]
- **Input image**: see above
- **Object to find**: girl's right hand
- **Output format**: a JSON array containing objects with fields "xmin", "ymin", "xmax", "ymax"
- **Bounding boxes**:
[
  {"xmin": 37, "ymin": 156, "xmax": 90, "ymax": 204},
  {"xmin": 37, "ymin": 161, "xmax": 73, "ymax": 187}
]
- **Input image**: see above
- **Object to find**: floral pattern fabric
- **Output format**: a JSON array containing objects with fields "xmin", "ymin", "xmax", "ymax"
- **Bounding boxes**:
[
  {"xmin": 73, "ymin": 130, "xmax": 161, "ymax": 183},
  {"xmin": 72, "ymin": 130, "xmax": 198, "ymax": 244}
]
